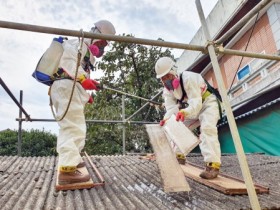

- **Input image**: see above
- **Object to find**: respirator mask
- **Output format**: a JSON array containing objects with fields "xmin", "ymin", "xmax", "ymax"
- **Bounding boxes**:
[{"xmin": 88, "ymin": 40, "xmax": 108, "ymax": 58}]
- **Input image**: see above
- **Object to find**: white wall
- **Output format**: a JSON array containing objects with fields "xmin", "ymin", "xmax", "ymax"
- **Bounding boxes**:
[{"xmin": 267, "ymin": 2, "xmax": 280, "ymax": 50}]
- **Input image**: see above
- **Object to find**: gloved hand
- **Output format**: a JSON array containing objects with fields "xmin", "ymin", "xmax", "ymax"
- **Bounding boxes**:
[
  {"xmin": 88, "ymin": 95, "xmax": 94, "ymax": 104},
  {"xmin": 176, "ymin": 110, "xmax": 187, "ymax": 122},
  {"xmin": 159, "ymin": 119, "xmax": 166, "ymax": 126},
  {"xmin": 81, "ymin": 79, "xmax": 99, "ymax": 91},
  {"xmin": 95, "ymin": 82, "xmax": 103, "ymax": 90},
  {"xmin": 91, "ymin": 79, "xmax": 100, "ymax": 91}
]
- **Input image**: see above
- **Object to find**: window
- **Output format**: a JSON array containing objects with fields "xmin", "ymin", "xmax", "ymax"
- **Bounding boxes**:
[{"xmin": 237, "ymin": 65, "xmax": 250, "ymax": 80}]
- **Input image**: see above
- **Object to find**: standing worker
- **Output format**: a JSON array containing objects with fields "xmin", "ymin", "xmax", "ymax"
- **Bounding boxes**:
[
  {"xmin": 50, "ymin": 20, "xmax": 116, "ymax": 185},
  {"xmin": 155, "ymin": 56, "xmax": 222, "ymax": 179}
]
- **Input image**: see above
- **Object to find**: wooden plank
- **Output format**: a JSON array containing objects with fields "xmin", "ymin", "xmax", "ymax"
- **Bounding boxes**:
[
  {"xmin": 55, "ymin": 165, "xmax": 95, "ymax": 191},
  {"xmin": 181, "ymin": 162, "xmax": 269, "ymax": 195},
  {"xmin": 163, "ymin": 114, "xmax": 200, "ymax": 155},
  {"xmin": 145, "ymin": 124, "xmax": 190, "ymax": 192}
]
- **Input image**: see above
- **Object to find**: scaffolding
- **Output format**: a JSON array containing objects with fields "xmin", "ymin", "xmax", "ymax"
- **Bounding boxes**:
[{"xmin": 0, "ymin": 0, "xmax": 277, "ymax": 209}]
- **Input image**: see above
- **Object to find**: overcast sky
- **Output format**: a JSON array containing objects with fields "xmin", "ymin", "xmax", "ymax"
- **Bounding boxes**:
[{"xmin": 0, "ymin": 0, "xmax": 218, "ymax": 135}]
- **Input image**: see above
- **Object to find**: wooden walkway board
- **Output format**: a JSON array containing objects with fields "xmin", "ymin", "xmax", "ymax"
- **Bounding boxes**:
[
  {"xmin": 55, "ymin": 166, "xmax": 95, "ymax": 191},
  {"xmin": 181, "ymin": 163, "xmax": 269, "ymax": 195},
  {"xmin": 145, "ymin": 124, "xmax": 190, "ymax": 192}
]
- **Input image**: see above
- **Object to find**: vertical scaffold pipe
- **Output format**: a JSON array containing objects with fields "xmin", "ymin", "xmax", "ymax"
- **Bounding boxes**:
[{"xmin": 195, "ymin": 0, "xmax": 261, "ymax": 209}]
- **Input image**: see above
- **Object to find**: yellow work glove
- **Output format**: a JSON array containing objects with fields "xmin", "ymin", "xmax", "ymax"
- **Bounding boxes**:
[{"xmin": 176, "ymin": 110, "xmax": 187, "ymax": 122}]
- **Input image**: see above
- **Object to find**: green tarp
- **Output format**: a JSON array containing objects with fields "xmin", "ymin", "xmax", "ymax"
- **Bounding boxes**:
[{"xmin": 218, "ymin": 103, "xmax": 280, "ymax": 156}]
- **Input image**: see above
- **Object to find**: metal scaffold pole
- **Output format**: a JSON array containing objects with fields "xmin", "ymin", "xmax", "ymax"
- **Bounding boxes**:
[
  {"xmin": 1, "ymin": 20, "xmax": 280, "ymax": 61},
  {"xmin": 195, "ymin": 0, "xmax": 261, "ymax": 209},
  {"xmin": 125, "ymin": 90, "xmax": 163, "ymax": 122},
  {"xmin": 103, "ymin": 85, "xmax": 161, "ymax": 105},
  {"xmin": 18, "ymin": 90, "xmax": 23, "ymax": 156},
  {"xmin": 122, "ymin": 95, "xmax": 126, "ymax": 155}
]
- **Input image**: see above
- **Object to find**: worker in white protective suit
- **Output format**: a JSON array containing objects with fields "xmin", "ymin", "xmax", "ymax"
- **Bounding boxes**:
[
  {"xmin": 155, "ymin": 57, "xmax": 222, "ymax": 179},
  {"xmin": 50, "ymin": 20, "xmax": 116, "ymax": 185}
]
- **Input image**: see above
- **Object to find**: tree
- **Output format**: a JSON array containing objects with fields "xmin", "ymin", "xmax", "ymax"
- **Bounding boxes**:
[
  {"xmin": 0, "ymin": 129, "xmax": 57, "ymax": 156},
  {"xmin": 84, "ymin": 34, "xmax": 174, "ymax": 154}
]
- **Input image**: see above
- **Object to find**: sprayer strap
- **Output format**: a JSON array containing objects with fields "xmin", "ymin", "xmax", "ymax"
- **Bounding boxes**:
[{"xmin": 49, "ymin": 29, "xmax": 84, "ymax": 122}]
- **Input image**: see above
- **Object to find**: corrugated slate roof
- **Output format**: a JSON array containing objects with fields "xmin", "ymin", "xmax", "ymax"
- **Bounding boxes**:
[
  {"xmin": 0, "ymin": 153, "xmax": 280, "ymax": 210},
  {"xmin": 218, "ymin": 97, "xmax": 280, "ymax": 127}
]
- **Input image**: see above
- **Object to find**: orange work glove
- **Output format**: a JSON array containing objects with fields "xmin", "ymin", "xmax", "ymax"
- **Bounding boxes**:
[
  {"xmin": 159, "ymin": 119, "xmax": 166, "ymax": 126},
  {"xmin": 81, "ymin": 79, "xmax": 99, "ymax": 91},
  {"xmin": 176, "ymin": 110, "xmax": 187, "ymax": 122}
]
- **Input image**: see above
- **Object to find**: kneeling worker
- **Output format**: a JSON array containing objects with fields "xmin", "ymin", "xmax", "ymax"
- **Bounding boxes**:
[{"xmin": 155, "ymin": 56, "xmax": 222, "ymax": 179}]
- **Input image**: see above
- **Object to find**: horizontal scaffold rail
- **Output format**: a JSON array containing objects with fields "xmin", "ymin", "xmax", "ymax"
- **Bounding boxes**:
[
  {"xmin": 16, "ymin": 118, "xmax": 157, "ymax": 124},
  {"xmin": 1, "ymin": 20, "xmax": 280, "ymax": 61}
]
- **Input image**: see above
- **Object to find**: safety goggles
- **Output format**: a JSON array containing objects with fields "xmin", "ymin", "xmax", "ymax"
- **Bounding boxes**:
[{"xmin": 91, "ymin": 26, "xmax": 102, "ymax": 34}]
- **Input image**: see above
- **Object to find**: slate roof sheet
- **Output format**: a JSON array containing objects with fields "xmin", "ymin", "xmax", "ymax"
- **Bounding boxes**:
[{"xmin": 218, "ymin": 98, "xmax": 280, "ymax": 127}]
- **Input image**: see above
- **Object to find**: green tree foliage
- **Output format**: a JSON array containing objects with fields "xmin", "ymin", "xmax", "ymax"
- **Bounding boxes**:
[
  {"xmin": 0, "ymin": 129, "xmax": 57, "ymax": 156},
  {"xmin": 84, "ymin": 35, "xmax": 174, "ymax": 154}
]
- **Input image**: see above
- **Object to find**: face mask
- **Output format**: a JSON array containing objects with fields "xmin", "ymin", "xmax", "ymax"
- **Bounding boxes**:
[
  {"xmin": 172, "ymin": 78, "xmax": 180, "ymax": 89},
  {"xmin": 161, "ymin": 73, "xmax": 179, "ymax": 91},
  {"xmin": 163, "ymin": 79, "xmax": 174, "ymax": 91},
  {"xmin": 88, "ymin": 40, "xmax": 108, "ymax": 58}
]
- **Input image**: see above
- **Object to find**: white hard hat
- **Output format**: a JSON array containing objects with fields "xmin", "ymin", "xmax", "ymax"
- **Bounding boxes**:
[
  {"xmin": 155, "ymin": 57, "xmax": 175, "ymax": 78},
  {"xmin": 93, "ymin": 20, "xmax": 116, "ymax": 35}
]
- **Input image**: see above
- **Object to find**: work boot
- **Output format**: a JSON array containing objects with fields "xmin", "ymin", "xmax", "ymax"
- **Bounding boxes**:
[
  {"xmin": 58, "ymin": 169, "xmax": 90, "ymax": 185},
  {"xmin": 77, "ymin": 161, "xmax": 86, "ymax": 168},
  {"xmin": 199, "ymin": 162, "xmax": 220, "ymax": 179},
  {"xmin": 176, "ymin": 153, "xmax": 186, "ymax": 165}
]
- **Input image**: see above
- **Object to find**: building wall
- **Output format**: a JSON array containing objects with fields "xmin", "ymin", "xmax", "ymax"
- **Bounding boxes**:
[
  {"xmin": 177, "ymin": 1, "xmax": 280, "ymax": 98},
  {"xmin": 177, "ymin": 0, "xmax": 245, "ymax": 73},
  {"xmin": 202, "ymin": 7, "xmax": 280, "ymax": 105},
  {"xmin": 267, "ymin": 2, "xmax": 280, "ymax": 50},
  {"xmin": 218, "ymin": 13, "xmax": 277, "ymax": 90},
  {"xmin": 191, "ymin": 2, "xmax": 280, "ymax": 156}
]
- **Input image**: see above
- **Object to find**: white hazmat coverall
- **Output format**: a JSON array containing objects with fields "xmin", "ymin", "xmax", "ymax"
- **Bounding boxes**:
[
  {"xmin": 163, "ymin": 71, "xmax": 221, "ymax": 164},
  {"xmin": 50, "ymin": 39, "xmax": 93, "ymax": 168}
]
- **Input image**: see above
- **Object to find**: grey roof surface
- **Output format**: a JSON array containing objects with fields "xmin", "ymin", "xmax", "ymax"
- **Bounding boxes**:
[
  {"xmin": 218, "ymin": 97, "xmax": 280, "ymax": 127},
  {"xmin": 0, "ymin": 153, "xmax": 279, "ymax": 210}
]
